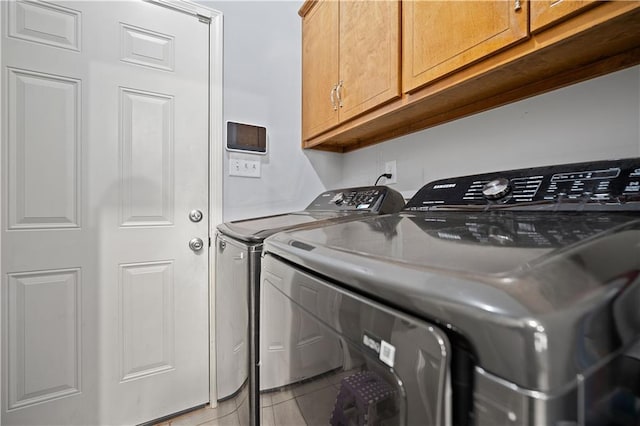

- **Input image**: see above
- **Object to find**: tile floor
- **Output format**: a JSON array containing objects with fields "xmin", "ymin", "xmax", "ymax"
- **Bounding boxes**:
[
  {"xmin": 260, "ymin": 368, "xmax": 353, "ymax": 426},
  {"xmin": 154, "ymin": 369, "xmax": 355, "ymax": 426},
  {"xmin": 153, "ymin": 382, "xmax": 248, "ymax": 426}
]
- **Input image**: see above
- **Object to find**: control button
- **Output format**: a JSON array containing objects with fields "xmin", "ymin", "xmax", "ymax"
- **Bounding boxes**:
[
  {"xmin": 330, "ymin": 192, "xmax": 345, "ymax": 205},
  {"xmin": 482, "ymin": 178, "xmax": 511, "ymax": 200}
]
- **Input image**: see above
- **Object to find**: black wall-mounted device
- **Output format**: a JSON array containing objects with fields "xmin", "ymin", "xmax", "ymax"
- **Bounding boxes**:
[{"xmin": 226, "ymin": 121, "xmax": 267, "ymax": 154}]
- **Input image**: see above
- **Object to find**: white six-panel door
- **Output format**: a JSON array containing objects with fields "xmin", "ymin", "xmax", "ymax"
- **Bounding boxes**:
[{"xmin": 1, "ymin": 1, "xmax": 211, "ymax": 424}]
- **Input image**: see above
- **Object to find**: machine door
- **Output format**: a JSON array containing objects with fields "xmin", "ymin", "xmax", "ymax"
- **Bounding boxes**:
[
  {"xmin": 260, "ymin": 255, "xmax": 452, "ymax": 425},
  {"xmin": 215, "ymin": 235, "xmax": 249, "ymax": 400},
  {"xmin": 260, "ymin": 262, "xmax": 343, "ymax": 391}
]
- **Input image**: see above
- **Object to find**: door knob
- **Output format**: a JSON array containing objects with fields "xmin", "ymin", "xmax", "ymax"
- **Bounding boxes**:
[
  {"xmin": 189, "ymin": 209, "xmax": 203, "ymax": 223},
  {"xmin": 189, "ymin": 238, "xmax": 204, "ymax": 252}
]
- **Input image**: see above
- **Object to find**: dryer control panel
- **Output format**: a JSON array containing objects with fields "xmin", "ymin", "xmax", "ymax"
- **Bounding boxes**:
[
  {"xmin": 306, "ymin": 186, "xmax": 405, "ymax": 214},
  {"xmin": 406, "ymin": 158, "xmax": 640, "ymax": 211}
]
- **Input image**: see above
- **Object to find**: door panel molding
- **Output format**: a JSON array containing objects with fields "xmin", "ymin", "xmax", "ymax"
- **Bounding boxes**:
[
  {"xmin": 119, "ymin": 87, "xmax": 175, "ymax": 227},
  {"xmin": 8, "ymin": 1, "xmax": 81, "ymax": 52},
  {"xmin": 119, "ymin": 260, "xmax": 175, "ymax": 382},
  {"xmin": 7, "ymin": 268, "xmax": 81, "ymax": 410},
  {"xmin": 7, "ymin": 67, "xmax": 81, "ymax": 230},
  {"xmin": 120, "ymin": 23, "xmax": 175, "ymax": 72}
]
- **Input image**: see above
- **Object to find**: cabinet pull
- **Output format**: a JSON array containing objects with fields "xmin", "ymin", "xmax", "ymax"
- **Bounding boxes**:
[
  {"xmin": 336, "ymin": 80, "xmax": 344, "ymax": 108},
  {"xmin": 330, "ymin": 85, "xmax": 338, "ymax": 111},
  {"xmin": 514, "ymin": 0, "xmax": 521, "ymax": 11}
]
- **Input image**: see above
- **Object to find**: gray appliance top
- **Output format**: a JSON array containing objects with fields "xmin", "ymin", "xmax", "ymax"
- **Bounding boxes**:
[
  {"xmin": 217, "ymin": 185, "xmax": 405, "ymax": 243},
  {"xmin": 267, "ymin": 211, "xmax": 636, "ymax": 275},
  {"xmin": 263, "ymin": 158, "xmax": 640, "ymax": 393}
]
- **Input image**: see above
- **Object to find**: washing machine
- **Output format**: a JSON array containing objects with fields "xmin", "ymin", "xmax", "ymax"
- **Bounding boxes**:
[
  {"xmin": 215, "ymin": 185, "xmax": 404, "ymax": 425},
  {"xmin": 260, "ymin": 158, "xmax": 640, "ymax": 425}
]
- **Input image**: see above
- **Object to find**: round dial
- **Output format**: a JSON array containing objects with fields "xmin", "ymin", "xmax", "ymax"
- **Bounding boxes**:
[
  {"xmin": 482, "ymin": 178, "xmax": 511, "ymax": 200},
  {"xmin": 330, "ymin": 192, "xmax": 345, "ymax": 205}
]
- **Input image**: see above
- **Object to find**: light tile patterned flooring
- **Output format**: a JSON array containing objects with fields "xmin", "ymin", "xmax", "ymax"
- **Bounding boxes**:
[
  {"xmin": 155, "ymin": 369, "xmax": 354, "ymax": 426},
  {"xmin": 260, "ymin": 369, "xmax": 350, "ymax": 426},
  {"xmin": 154, "ymin": 383, "xmax": 248, "ymax": 426}
]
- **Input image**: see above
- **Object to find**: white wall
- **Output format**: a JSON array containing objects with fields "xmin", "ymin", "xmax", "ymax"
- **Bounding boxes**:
[
  {"xmin": 205, "ymin": 1, "xmax": 342, "ymax": 223},
  {"xmin": 204, "ymin": 1, "xmax": 639, "ymax": 217},
  {"xmin": 341, "ymin": 66, "xmax": 640, "ymax": 198}
]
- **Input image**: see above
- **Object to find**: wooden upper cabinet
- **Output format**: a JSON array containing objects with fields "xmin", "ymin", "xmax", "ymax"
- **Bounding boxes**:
[
  {"xmin": 338, "ymin": 1, "xmax": 401, "ymax": 122},
  {"xmin": 402, "ymin": 0, "xmax": 528, "ymax": 93},
  {"xmin": 301, "ymin": 0, "xmax": 400, "ymax": 141},
  {"xmin": 531, "ymin": 0, "xmax": 599, "ymax": 33},
  {"xmin": 300, "ymin": 0, "xmax": 640, "ymax": 152},
  {"xmin": 301, "ymin": 0, "xmax": 339, "ymax": 140}
]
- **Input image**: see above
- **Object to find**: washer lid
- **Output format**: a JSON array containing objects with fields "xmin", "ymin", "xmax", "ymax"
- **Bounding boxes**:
[
  {"xmin": 267, "ymin": 211, "xmax": 636, "ymax": 276},
  {"xmin": 217, "ymin": 211, "xmax": 365, "ymax": 243},
  {"xmin": 264, "ymin": 210, "xmax": 640, "ymax": 392},
  {"xmin": 216, "ymin": 185, "xmax": 405, "ymax": 243}
]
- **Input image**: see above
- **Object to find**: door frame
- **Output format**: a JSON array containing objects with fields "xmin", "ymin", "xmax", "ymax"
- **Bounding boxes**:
[
  {"xmin": 0, "ymin": 0, "xmax": 225, "ymax": 417},
  {"xmin": 205, "ymin": 2, "xmax": 224, "ymax": 409}
]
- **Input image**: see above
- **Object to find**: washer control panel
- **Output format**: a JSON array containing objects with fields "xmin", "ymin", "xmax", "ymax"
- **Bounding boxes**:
[
  {"xmin": 306, "ymin": 186, "xmax": 405, "ymax": 214},
  {"xmin": 414, "ymin": 212, "xmax": 635, "ymax": 248},
  {"xmin": 406, "ymin": 158, "xmax": 640, "ymax": 211}
]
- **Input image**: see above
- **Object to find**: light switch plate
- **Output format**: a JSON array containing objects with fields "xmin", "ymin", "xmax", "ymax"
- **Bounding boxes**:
[
  {"xmin": 229, "ymin": 159, "xmax": 242, "ymax": 176},
  {"xmin": 229, "ymin": 158, "xmax": 261, "ymax": 178},
  {"xmin": 243, "ymin": 159, "xmax": 261, "ymax": 178}
]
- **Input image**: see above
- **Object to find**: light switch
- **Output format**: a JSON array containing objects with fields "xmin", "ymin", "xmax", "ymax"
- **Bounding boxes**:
[
  {"xmin": 229, "ymin": 158, "xmax": 261, "ymax": 178},
  {"xmin": 243, "ymin": 159, "xmax": 261, "ymax": 178}
]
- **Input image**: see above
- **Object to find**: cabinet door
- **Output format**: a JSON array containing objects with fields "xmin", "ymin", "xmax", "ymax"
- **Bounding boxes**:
[
  {"xmin": 338, "ymin": 0, "xmax": 401, "ymax": 122},
  {"xmin": 531, "ymin": 0, "xmax": 599, "ymax": 33},
  {"xmin": 403, "ymin": 0, "xmax": 528, "ymax": 93},
  {"xmin": 302, "ymin": 0, "xmax": 339, "ymax": 139}
]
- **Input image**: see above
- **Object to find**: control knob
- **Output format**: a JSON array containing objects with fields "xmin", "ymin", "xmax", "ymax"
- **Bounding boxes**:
[
  {"xmin": 331, "ymin": 192, "xmax": 345, "ymax": 205},
  {"xmin": 482, "ymin": 178, "xmax": 511, "ymax": 200}
]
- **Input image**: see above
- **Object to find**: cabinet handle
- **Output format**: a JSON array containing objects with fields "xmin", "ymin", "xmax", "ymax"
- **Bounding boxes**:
[
  {"xmin": 330, "ymin": 85, "xmax": 338, "ymax": 111},
  {"xmin": 514, "ymin": 0, "xmax": 521, "ymax": 11},
  {"xmin": 336, "ymin": 80, "xmax": 344, "ymax": 108}
]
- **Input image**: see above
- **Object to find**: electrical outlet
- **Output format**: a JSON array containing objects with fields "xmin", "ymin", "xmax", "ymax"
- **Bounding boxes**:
[{"xmin": 384, "ymin": 160, "xmax": 397, "ymax": 184}]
